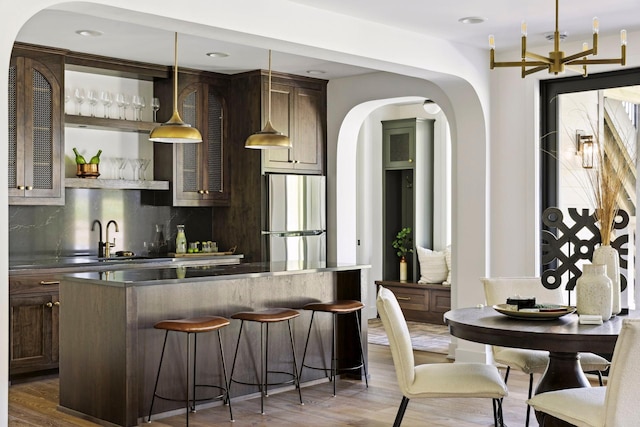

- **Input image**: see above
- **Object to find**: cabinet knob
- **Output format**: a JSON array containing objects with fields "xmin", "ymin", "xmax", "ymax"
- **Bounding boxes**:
[
  {"xmin": 54, "ymin": 301, "xmax": 60, "ymax": 307},
  {"xmin": 26, "ymin": 186, "xmax": 33, "ymax": 190},
  {"xmin": 203, "ymin": 190, "xmax": 209, "ymax": 195},
  {"xmin": 408, "ymin": 159, "xmax": 413, "ymax": 163},
  {"xmin": 17, "ymin": 186, "xmax": 24, "ymax": 190},
  {"xmin": 45, "ymin": 302, "xmax": 53, "ymax": 308}
]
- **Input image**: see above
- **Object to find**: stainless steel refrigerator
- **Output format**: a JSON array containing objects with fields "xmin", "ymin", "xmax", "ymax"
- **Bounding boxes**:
[{"xmin": 263, "ymin": 174, "xmax": 326, "ymax": 264}]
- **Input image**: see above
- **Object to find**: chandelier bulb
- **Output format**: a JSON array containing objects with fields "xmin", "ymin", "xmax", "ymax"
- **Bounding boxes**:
[
  {"xmin": 488, "ymin": 34, "xmax": 495, "ymax": 49},
  {"xmin": 592, "ymin": 17, "xmax": 599, "ymax": 34},
  {"xmin": 521, "ymin": 21, "xmax": 527, "ymax": 37},
  {"xmin": 621, "ymin": 30, "xmax": 627, "ymax": 46}
]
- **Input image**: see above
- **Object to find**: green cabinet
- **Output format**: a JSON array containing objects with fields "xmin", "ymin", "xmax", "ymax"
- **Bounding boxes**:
[{"xmin": 382, "ymin": 118, "xmax": 434, "ymax": 282}]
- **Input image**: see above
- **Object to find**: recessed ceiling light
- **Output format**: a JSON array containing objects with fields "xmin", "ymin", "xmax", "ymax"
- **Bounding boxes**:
[
  {"xmin": 206, "ymin": 52, "xmax": 229, "ymax": 58},
  {"xmin": 306, "ymin": 70, "xmax": 326, "ymax": 75},
  {"xmin": 458, "ymin": 17, "xmax": 486, "ymax": 25},
  {"xmin": 75, "ymin": 29, "xmax": 103, "ymax": 37}
]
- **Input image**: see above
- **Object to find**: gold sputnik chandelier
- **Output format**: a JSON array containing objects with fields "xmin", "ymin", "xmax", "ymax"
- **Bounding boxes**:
[{"xmin": 489, "ymin": 0, "xmax": 627, "ymax": 78}]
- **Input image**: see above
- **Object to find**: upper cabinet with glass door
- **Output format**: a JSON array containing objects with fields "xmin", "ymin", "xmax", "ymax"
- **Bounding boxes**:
[
  {"xmin": 152, "ymin": 70, "xmax": 230, "ymax": 207},
  {"xmin": 9, "ymin": 44, "xmax": 65, "ymax": 205}
]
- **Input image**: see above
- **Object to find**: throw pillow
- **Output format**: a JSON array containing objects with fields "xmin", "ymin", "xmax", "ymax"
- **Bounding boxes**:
[
  {"xmin": 417, "ymin": 246, "xmax": 448, "ymax": 284},
  {"xmin": 444, "ymin": 245, "xmax": 452, "ymax": 285}
]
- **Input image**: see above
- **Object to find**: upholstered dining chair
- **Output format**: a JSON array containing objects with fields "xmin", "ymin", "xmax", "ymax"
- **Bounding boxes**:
[
  {"xmin": 482, "ymin": 277, "xmax": 611, "ymax": 427},
  {"xmin": 376, "ymin": 286, "xmax": 508, "ymax": 427},
  {"xmin": 528, "ymin": 318, "xmax": 640, "ymax": 427}
]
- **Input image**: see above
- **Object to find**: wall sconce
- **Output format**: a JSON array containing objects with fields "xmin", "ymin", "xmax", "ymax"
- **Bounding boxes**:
[{"xmin": 576, "ymin": 130, "xmax": 594, "ymax": 169}]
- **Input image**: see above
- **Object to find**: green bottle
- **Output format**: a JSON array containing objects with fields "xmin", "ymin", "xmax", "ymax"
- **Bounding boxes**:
[
  {"xmin": 73, "ymin": 148, "xmax": 86, "ymax": 165},
  {"xmin": 89, "ymin": 149, "xmax": 102, "ymax": 165}
]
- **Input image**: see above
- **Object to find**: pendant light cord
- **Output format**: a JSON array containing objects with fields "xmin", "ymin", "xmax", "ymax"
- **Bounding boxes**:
[
  {"xmin": 173, "ymin": 32, "xmax": 179, "ymax": 116},
  {"xmin": 267, "ymin": 49, "xmax": 272, "ymax": 123}
]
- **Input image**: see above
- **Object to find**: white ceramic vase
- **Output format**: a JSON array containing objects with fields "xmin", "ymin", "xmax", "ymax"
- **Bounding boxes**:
[
  {"xmin": 592, "ymin": 244, "xmax": 621, "ymax": 316},
  {"xmin": 577, "ymin": 263, "xmax": 612, "ymax": 321},
  {"xmin": 399, "ymin": 257, "xmax": 408, "ymax": 282}
]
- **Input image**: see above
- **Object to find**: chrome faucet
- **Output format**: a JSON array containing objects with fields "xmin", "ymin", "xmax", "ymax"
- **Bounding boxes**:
[
  {"xmin": 105, "ymin": 220, "xmax": 120, "ymax": 258},
  {"xmin": 91, "ymin": 219, "xmax": 104, "ymax": 258}
]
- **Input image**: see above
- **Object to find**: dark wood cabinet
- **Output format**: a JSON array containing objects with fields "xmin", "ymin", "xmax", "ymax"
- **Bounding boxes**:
[
  {"xmin": 375, "ymin": 280, "xmax": 450, "ymax": 324},
  {"xmin": 9, "ymin": 45, "xmax": 65, "ymax": 205},
  {"xmin": 262, "ymin": 80, "xmax": 325, "ymax": 174},
  {"xmin": 213, "ymin": 71, "xmax": 327, "ymax": 262},
  {"xmin": 9, "ymin": 275, "xmax": 60, "ymax": 377},
  {"xmin": 153, "ymin": 71, "xmax": 230, "ymax": 206}
]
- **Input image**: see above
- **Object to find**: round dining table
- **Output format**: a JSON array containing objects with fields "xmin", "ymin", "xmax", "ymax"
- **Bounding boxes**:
[{"xmin": 444, "ymin": 306, "xmax": 636, "ymax": 427}]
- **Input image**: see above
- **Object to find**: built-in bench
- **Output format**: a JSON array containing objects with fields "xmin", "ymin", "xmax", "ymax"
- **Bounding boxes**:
[{"xmin": 375, "ymin": 280, "xmax": 451, "ymax": 325}]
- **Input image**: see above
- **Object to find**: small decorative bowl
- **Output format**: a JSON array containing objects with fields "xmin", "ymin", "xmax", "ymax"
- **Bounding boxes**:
[
  {"xmin": 76, "ymin": 163, "xmax": 100, "ymax": 178},
  {"xmin": 506, "ymin": 296, "xmax": 536, "ymax": 311}
]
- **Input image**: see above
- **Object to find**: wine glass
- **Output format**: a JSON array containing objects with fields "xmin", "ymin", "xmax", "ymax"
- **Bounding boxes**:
[
  {"xmin": 87, "ymin": 90, "xmax": 99, "ymax": 117},
  {"xmin": 100, "ymin": 91, "xmax": 112, "ymax": 118},
  {"xmin": 151, "ymin": 97, "xmax": 160, "ymax": 122},
  {"xmin": 139, "ymin": 96, "xmax": 146, "ymax": 121},
  {"xmin": 123, "ymin": 95, "xmax": 131, "ymax": 120},
  {"xmin": 64, "ymin": 89, "xmax": 71, "ymax": 114},
  {"xmin": 74, "ymin": 88, "xmax": 85, "ymax": 116},
  {"xmin": 132, "ymin": 95, "xmax": 145, "ymax": 121},
  {"xmin": 115, "ymin": 93, "xmax": 126, "ymax": 120}
]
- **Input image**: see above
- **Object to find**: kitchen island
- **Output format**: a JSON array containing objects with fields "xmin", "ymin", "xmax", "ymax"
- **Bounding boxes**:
[{"xmin": 58, "ymin": 261, "xmax": 369, "ymax": 426}]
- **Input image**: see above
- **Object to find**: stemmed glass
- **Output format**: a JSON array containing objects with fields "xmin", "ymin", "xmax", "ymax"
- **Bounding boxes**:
[
  {"xmin": 139, "ymin": 158, "xmax": 151, "ymax": 180},
  {"xmin": 87, "ymin": 90, "xmax": 99, "ymax": 117},
  {"xmin": 100, "ymin": 91, "xmax": 112, "ymax": 118},
  {"xmin": 115, "ymin": 157, "xmax": 128, "ymax": 180},
  {"xmin": 64, "ymin": 89, "xmax": 71, "ymax": 114},
  {"xmin": 132, "ymin": 95, "xmax": 146, "ymax": 121},
  {"xmin": 74, "ymin": 88, "xmax": 85, "ymax": 116},
  {"xmin": 152, "ymin": 97, "xmax": 160, "ymax": 122},
  {"xmin": 123, "ymin": 95, "xmax": 131, "ymax": 120},
  {"xmin": 129, "ymin": 159, "xmax": 141, "ymax": 181}
]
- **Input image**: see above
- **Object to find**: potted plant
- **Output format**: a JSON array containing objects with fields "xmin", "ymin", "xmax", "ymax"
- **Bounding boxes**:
[{"xmin": 392, "ymin": 227, "xmax": 413, "ymax": 281}]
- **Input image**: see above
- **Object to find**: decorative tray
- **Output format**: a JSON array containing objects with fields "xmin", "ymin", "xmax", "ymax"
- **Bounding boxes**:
[{"xmin": 492, "ymin": 304, "xmax": 576, "ymax": 320}]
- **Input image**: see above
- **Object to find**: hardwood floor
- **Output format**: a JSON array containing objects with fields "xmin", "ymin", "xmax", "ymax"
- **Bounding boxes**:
[{"xmin": 10, "ymin": 344, "xmax": 598, "ymax": 426}]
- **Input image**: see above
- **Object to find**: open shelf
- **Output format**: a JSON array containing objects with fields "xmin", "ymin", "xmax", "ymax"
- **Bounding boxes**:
[
  {"xmin": 65, "ymin": 114, "xmax": 158, "ymax": 133},
  {"xmin": 65, "ymin": 178, "xmax": 169, "ymax": 190}
]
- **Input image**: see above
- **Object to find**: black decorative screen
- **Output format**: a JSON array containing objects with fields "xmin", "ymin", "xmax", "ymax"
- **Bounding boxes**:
[
  {"xmin": 181, "ymin": 91, "xmax": 198, "ymax": 192},
  {"xmin": 207, "ymin": 92, "xmax": 222, "ymax": 193},
  {"xmin": 32, "ymin": 69, "xmax": 53, "ymax": 190},
  {"xmin": 541, "ymin": 207, "xmax": 629, "ymax": 295},
  {"xmin": 8, "ymin": 65, "xmax": 17, "ymax": 189}
]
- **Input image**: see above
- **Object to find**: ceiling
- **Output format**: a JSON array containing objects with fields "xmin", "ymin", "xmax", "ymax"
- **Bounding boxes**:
[{"xmin": 15, "ymin": 0, "xmax": 640, "ymax": 80}]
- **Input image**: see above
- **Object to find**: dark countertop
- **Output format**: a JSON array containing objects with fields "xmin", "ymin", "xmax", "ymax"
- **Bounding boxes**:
[
  {"xmin": 63, "ymin": 261, "xmax": 369, "ymax": 287},
  {"xmin": 9, "ymin": 253, "xmax": 244, "ymax": 274}
]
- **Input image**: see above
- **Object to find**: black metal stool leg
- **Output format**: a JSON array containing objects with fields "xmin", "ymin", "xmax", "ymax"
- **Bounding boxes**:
[
  {"xmin": 299, "ymin": 311, "xmax": 317, "ymax": 380},
  {"xmin": 228, "ymin": 320, "xmax": 245, "ymax": 400},
  {"xmin": 260, "ymin": 322, "xmax": 266, "ymax": 415},
  {"xmin": 355, "ymin": 310, "xmax": 368, "ymax": 387},
  {"xmin": 331, "ymin": 313, "xmax": 337, "ymax": 396},
  {"xmin": 217, "ymin": 330, "xmax": 233, "ymax": 421},
  {"xmin": 191, "ymin": 333, "xmax": 197, "ymax": 413},
  {"xmin": 147, "ymin": 330, "xmax": 169, "ymax": 423},
  {"xmin": 287, "ymin": 319, "xmax": 304, "ymax": 405},
  {"xmin": 185, "ymin": 333, "xmax": 191, "ymax": 426}
]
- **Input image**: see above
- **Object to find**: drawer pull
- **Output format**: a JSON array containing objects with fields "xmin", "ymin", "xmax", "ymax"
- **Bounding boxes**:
[
  {"xmin": 54, "ymin": 301, "xmax": 60, "ymax": 307},
  {"xmin": 45, "ymin": 302, "xmax": 53, "ymax": 308},
  {"xmin": 40, "ymin": 281, "xmax": 60, "ymax": 286},
  {"xmin": 396, "ymin": 296, "xmax": 411, "ymax": 301}
]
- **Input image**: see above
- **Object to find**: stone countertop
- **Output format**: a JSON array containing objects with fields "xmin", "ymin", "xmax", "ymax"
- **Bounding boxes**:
[
  {"xmin": 62, "ymin": 261, "xmax": 370, "ymax": 287},
  {"xmin": 9, "ymin": 253, "xmax": 245, "ymax": 274}
]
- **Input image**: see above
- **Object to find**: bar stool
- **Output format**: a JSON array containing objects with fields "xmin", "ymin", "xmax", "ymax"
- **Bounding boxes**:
[
  {"xmin": 147, "ymin": 315, "xmax": 233, "ymax": 425},
  {"xmin": 228, "ymin": 308, "xmax": 303, "ymax": 414},
  {"xmin": 299, "ymin": 300, "xmax": 368, "ymax": 396}
]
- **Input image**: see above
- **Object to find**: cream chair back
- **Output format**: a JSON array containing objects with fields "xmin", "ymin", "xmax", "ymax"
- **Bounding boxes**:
[
  {"xmin": 482, "ymin": 277, "xmax": 564, "ymax": 306},
  {"xmin": 376, "ymin": 286, "xmax": 415, "ymax": 395},
  {"xmin": 604, "ymin": 318, "xmax": 640, "ymax": 426}
]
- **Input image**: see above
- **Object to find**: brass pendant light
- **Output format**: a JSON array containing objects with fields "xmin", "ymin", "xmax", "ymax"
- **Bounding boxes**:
[
  {"xmin": 149, "ymin": 33, "xmax": 202, "ymax": 143},
  {"xmin": 245, "ymin": 50, "xmax": 291, "ymax": 149}
]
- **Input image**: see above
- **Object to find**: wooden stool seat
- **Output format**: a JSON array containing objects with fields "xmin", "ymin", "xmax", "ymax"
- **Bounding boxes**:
[
  {"xmin": 303, "ymin": 300, "xmax": 364, "ymax": 314},
  {"xmin": 231, "ymin": 308, "xmax": 300, "ymax": 323},
  {"xmin": 148, "ymin": 315, "xmax": 233, "ymax": 425},
  {"xmin": 154, "ymin": 316, "xmax": 230, "ymax": 333}
]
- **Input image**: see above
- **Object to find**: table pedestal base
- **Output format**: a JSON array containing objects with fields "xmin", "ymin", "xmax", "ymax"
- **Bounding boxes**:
[{"xmin": 534, "ymin": 352, "xmax": 591, "ymax": 427}]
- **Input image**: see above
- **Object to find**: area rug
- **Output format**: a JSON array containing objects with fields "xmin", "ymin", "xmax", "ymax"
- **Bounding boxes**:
[{"xmin": 368, "ymin": 318, "xmax": 451, "ymax": 355}]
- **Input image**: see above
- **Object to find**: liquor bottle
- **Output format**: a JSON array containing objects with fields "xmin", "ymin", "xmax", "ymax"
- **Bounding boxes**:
[
  {"xmin": 73, "ymin": 147, "xmax": 86, "ymax": 164},
  {"xmin": 89, "ymin": 149, "xmax": 102, "ymax": 164}
]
